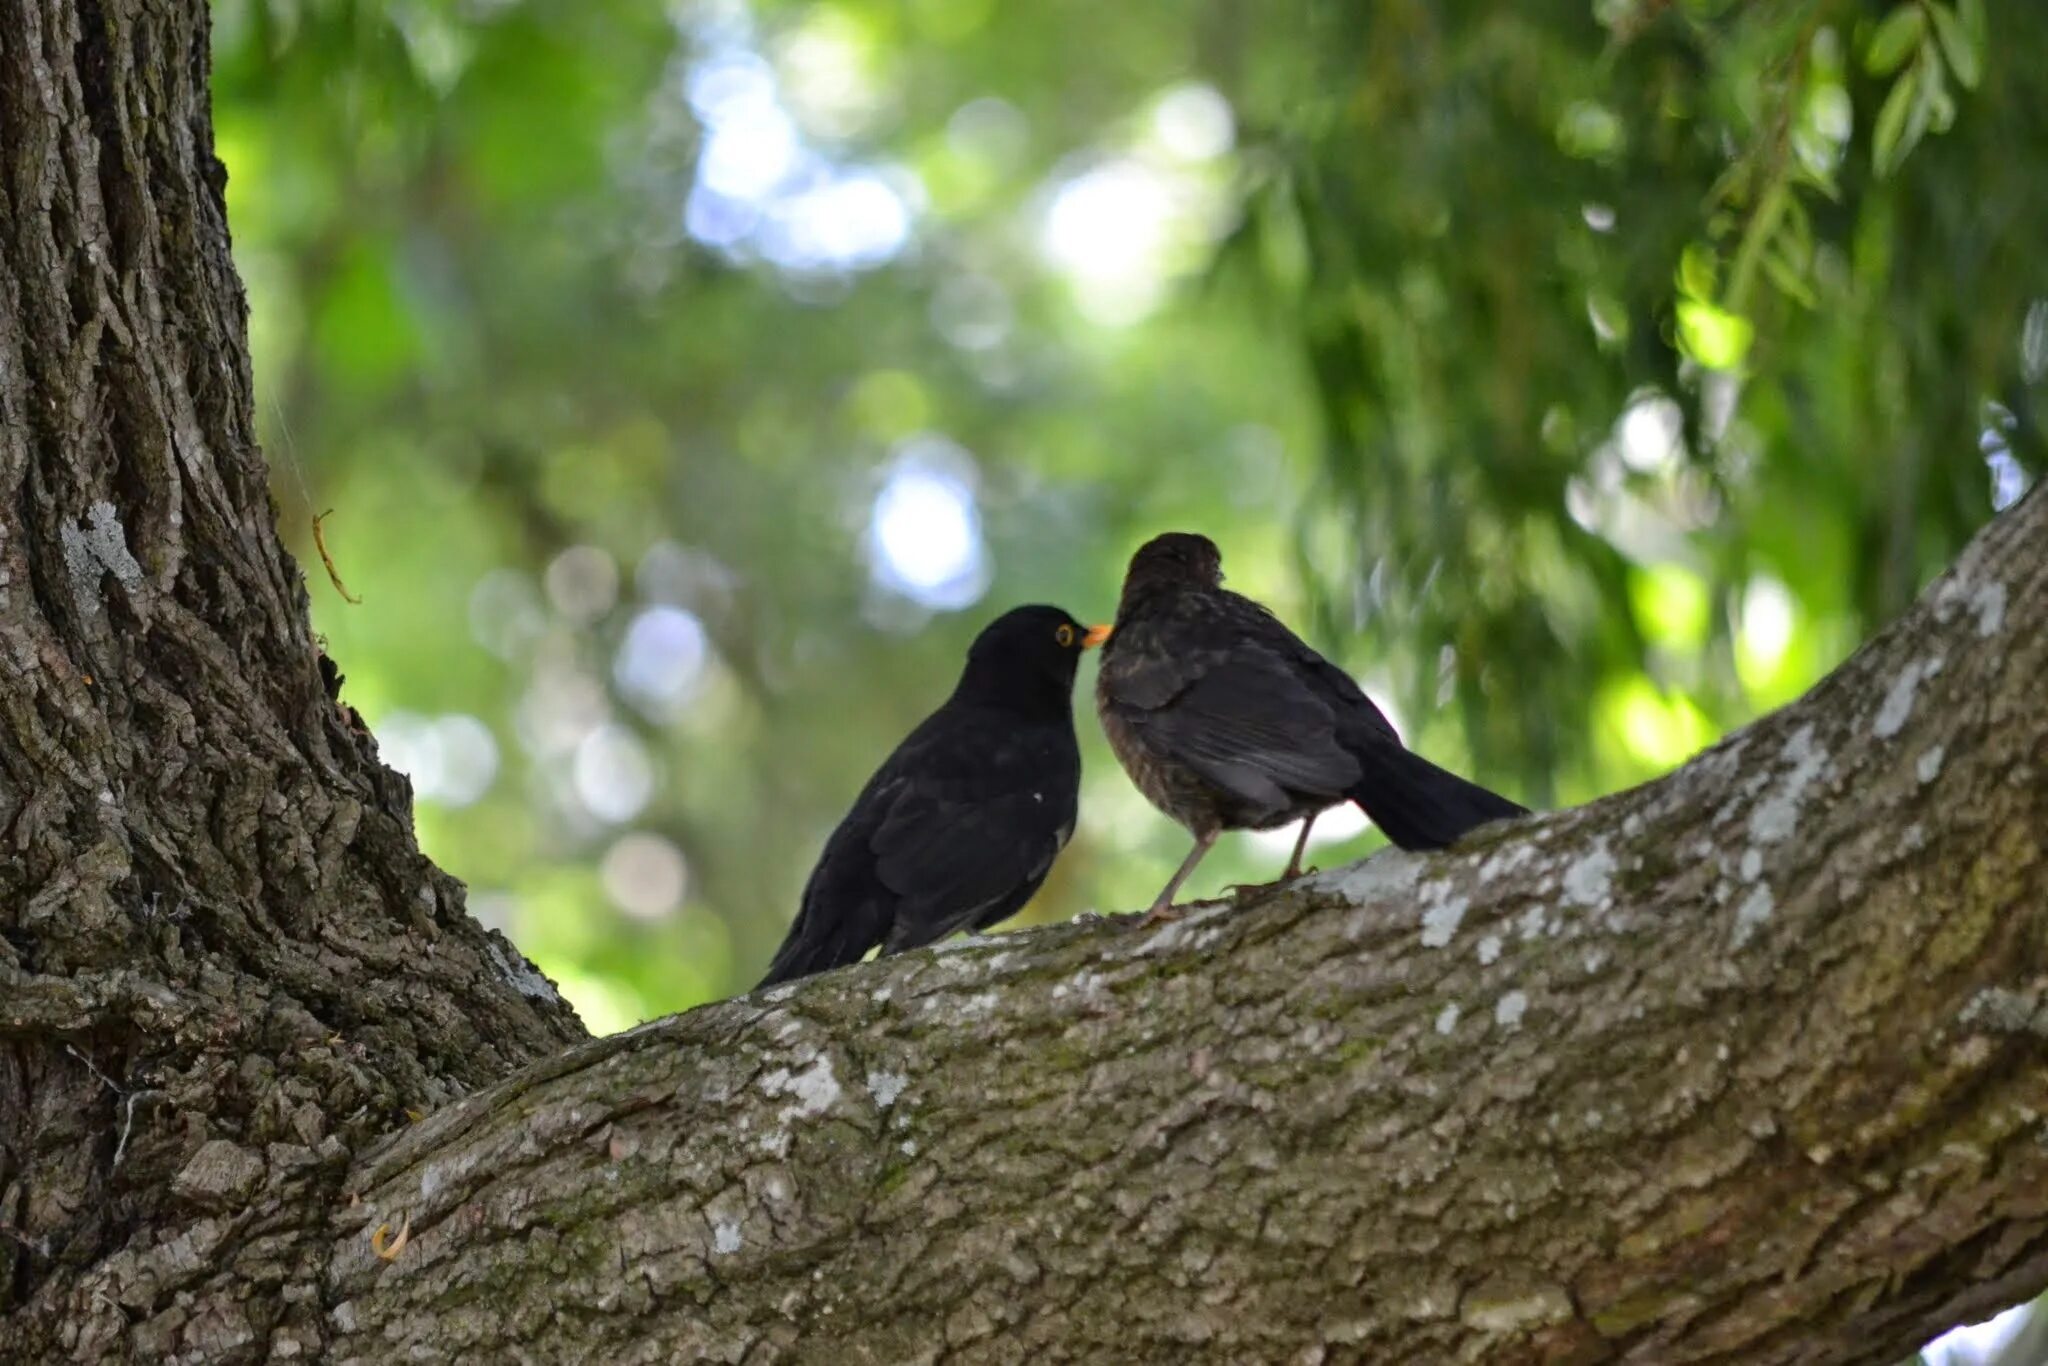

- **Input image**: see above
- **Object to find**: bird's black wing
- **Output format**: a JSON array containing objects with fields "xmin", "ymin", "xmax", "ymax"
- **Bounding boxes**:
[
  {"xmin": 1216, "ymin": 590, "xmax": 1401, "ymax": 746},
  {"xmin": 756, "ymin": 767, "xmax": 906, "ymax": 987},
  {"xmin": 869, "ymin": 723, "xmax": 1077, "ymax": 952}
]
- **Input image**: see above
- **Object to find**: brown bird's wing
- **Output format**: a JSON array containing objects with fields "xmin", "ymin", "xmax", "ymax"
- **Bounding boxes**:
[{"xmin": 1105, "ymin": 646, "xmax": 1361, "ymax": 817}]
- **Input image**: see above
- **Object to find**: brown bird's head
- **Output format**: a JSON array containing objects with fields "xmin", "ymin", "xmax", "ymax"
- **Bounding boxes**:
[{"xmin": 1117, "ymin": 532, "xmax": 1223, "ymax": 611}]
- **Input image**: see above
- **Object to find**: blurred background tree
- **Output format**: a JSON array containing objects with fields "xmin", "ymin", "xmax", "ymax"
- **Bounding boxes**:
[
  {"xmin": 214, "ymin": 0, "xmax": 2039, "ymax": 1023},
  {"xmin": 213, "ymin": 1, "xmax": 2042, "ymax": 1352}
]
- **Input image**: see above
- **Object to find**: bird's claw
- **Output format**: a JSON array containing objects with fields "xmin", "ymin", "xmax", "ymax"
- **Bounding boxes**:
[{"xmin": 1138, "ymin": 903, "xmax": 1184, "ymax": 929}]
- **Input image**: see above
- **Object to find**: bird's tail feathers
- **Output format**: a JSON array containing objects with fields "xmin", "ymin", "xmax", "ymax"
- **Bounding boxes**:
[
  {"xmin": 1344, "ymin": 744, "xmax": 1525, "ymax": 852},
  {"xmin": 755, "ymin": 903, "xmax": 877, "ymax": 989}
]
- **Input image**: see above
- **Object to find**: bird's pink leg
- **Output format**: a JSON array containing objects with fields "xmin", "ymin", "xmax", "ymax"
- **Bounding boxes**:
[
  {"xmin": 1140, "ymin": 829, "xmax": 1219, "ymax": 927},
  {"xmin": 1226, "ymin": 812, "xmax": 1320, "ymax": 901},
  {"xmin": 1280, "ymin": 812, "xmax": 1317, "ymax": 881}
]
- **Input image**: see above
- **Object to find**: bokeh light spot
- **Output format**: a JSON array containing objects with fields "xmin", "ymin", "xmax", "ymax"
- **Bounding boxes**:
[
  {"xmin": 545, "ymin": 545, "xmax": 620, "ymax": 623},
  {"xmin": 615, "ymin": 605, "xmax": 711, "ymax": 717},
  {"xmin": 1152, "ymin": 83, "xmax": 1234, "ymax": 162},
  {"xmin": 866, "ymin": 438, "xmax": 990, "ymax": 611},
  {"xmin": 376, "ymin": 711, "xmax": 501, "ymax": 808},
  {"xmin": 573, "ymin": 724, "xmax": 655, "ymax": 823},
  {"xmin": 600, "ymin": 832, "xmax": 690, "ymax": 920}
]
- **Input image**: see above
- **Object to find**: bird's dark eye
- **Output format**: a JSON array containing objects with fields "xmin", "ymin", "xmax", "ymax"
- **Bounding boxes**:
[{"xmin": 1055, "ymin": 624, "xmax": 1075, "ymax": 647}]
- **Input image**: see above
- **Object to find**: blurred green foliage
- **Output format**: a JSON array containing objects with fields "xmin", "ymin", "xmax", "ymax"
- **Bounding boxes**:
[{"xmin": 213, "ymin": 0, "xmax": 2043, "ymax": 1039}]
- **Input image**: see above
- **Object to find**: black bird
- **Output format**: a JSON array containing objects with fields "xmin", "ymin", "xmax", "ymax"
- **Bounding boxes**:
[
  {"xmin": 1096, "ymin": 532, "xmax": 1525, "ymax": 923},
  {"xmin": 757, "ymin": 605, "xmax": 1106, "ymax": 987}
]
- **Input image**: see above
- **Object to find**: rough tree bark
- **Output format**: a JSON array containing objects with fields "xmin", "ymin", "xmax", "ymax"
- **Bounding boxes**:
[
  {"xmin": 0, "ymin": 0, "xmax": 584, "ymax": 1357},
  {"xmin": 2, "ymin": 0, "xmax": 2044, "ymax": 1363}
]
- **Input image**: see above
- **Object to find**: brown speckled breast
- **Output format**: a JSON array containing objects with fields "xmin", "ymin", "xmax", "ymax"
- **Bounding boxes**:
[{"xmin": 1096, "ymin": 683, "xmax": 1233, "ymax": 837}]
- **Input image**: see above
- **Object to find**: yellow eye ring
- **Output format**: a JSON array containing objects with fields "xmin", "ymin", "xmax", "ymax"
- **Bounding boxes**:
[{"xmin": 1055, "ymin": 624, "xmax": 1076, "ymax": 647}]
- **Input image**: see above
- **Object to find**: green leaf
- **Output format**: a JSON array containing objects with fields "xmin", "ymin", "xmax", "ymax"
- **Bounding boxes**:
[
  {"xmin": 1677, "ymin": 243, "xmax": 1718, "ymax": 301},
  {"xmin": 1763, "ymin": 251, "xmax": 1818, "ymax": 308},
  {"xmin": 1928, "ymin": 78, "xmax": 1956, "ymax": 133},
  {"xmin": 1928, "ymin": 1, "xmax": 1981, "ymax": 89},
  {"xmin": 1871, "ymin": 63, "xmax": 1921, "ymax": 176},
  {"xmin": 1959, "ymin": 0, "xmax": 1988, "ymax": 50},
  {"xmin": 1865, "ymin": 5, "xmax": 1927, "ymax": 76},
  {"xmin": 1676, "ymin": 299, "xmax": 1754, "ymax": 369}
]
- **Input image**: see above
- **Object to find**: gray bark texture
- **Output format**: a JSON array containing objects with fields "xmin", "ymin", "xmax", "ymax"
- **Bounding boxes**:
[
  {"xmin": 0, "ymin": 0, "xmax": 584, "ymax": 1358},
  {"xmin": 2, "ymin": 0, "xmax": 2046, "ymax": 1363}
]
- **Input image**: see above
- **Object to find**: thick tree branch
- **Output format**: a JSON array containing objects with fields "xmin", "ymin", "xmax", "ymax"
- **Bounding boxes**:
[{"xmin": 302, "ymin": 489, "xmax": 2045, "ymax": 1364}]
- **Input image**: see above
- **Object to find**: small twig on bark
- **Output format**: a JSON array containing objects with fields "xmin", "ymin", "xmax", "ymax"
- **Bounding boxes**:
[
  {"xmin": 113, "ymin": 1089, "xmax": 166, "ymax": 1169},
  {"xmin": 312, "ymin": 509, "xmax": 363, "ymax": 604},
  {"xmin": 65, "ymin": 1044, "xmax": 124, "ymax": 1094}
]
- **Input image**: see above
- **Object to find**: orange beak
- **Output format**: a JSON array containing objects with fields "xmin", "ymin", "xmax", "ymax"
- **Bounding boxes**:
[{"xmin": 1082, "ymin": 624, "xmax": 1113, "ymax": 649}]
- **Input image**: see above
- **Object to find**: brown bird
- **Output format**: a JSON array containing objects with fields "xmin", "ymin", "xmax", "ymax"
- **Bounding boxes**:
[{"xmin": 1095, "ymin": 532, "xmax": 1525, "ymax": 923}]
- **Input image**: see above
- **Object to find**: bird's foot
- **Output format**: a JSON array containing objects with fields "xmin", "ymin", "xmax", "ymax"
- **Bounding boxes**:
[{"xmin": 1138, "ymin": 902, "xmax": 1184, "ymax": 929}]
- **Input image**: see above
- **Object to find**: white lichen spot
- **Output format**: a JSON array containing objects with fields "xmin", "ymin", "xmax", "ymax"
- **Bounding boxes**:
[
  {"xmin": 1731, "ymin": 884, "xmax": 1775, "ymax": 950},
  {"xmin": 1050, "ymin": 970, "xmax": 1106, "ymax": 1002},
  {"xmin": 1875, "ymin": 671, "xmax": 1916, "ymax": 741},
  {"xmin": 1959, "ymin": 987, "xmax": 2048, "ymax": 1036},
  {"xmin": 1970, "ymin": 580, "xmax": 2006, "ymax": 637},
  {"xmin": 931, "ymin": 933, "xmax": 995, "ymax": 955},
  {"xmin": 1434, "ymin": 1003, "xmax": 1461, "ymax": 1035},
  {"xmin": 1747, "ymin": 725, "xmax": 1827, "ymax": 845},
  {"xmin": 1739, "ymin": 848, "xmax": 1762, "ymax": 882},
  {"xmin": 1460, "ymin": 1282, "xmax": 1574, "ymax": 1333},
  {"xmin": 1135, "ymin": 918, "xmax": 1207, "ymax": 956},
  {"xmin": 1476, "ymin": 935, "xmax": 1502, "ymax": 966},
  {"xmin": 1494, "ymin": 990, "xmax": 1529, "ymax": 1029},
  {"xmin": 1477, "ymin": 842, "xmax": 1537, "ymax": 885},
  {"xmin": 1323, "ymin": 847, "xmax": 1424, "ymax": 902},
  {"xmin": 419, "ymin": 1160, "xmax": 458, "ymax": 1201},
  {"xmin": 900, "ymin": 1139, "xmax": 918, "ymax": 1157},
  {"xmin": 760, "ymin": 1055, "xmax": 840, "ymax": 1120},
  {"xmin": 1561, "ymin": 840, "xmax": 1616, "ymax": 909},
  {"xmin": 1419, "ymin": 886, "xmax": 1470, "ymax": 950},
  {"xmin": 1584, "ymin": 949, "xmax": 1608, "ymax": 974},
  {"xmin": 871, "ymin": 985, "xmax": 893, "ymax": 1004},
  {"xmin": 1516, "ymin": 906, "xmax": 1547, "ymax": 941},
  {"xmin": 487, "ymin": 942, "xmax": 562, "ymax": 1005},
  {"xmin": 60, "ymin": 501, "xmax": 145, "ymax": 617},
  {"xmin": 712, "ymin": 1221, "xmax": 743, "ymax": 1256},
  {"xmin": 1917, "ymin": 745, "xmax": 1945, "ymax": 785},
  {"xmin": 865, "ymin": 1069, "xmax": 909, "ymax": 1109}
]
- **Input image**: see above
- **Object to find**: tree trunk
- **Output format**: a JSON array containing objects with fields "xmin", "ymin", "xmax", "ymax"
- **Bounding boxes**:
[
  {"xmin": 0, "ymin": 0, "xmax": 584, "ymax": 1356},
  {"xmin": 3, "ymin": 1, "xmax": 2046, "ymax": 1362}
]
